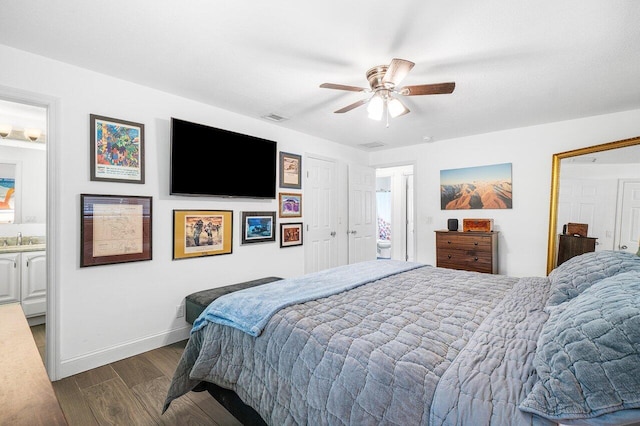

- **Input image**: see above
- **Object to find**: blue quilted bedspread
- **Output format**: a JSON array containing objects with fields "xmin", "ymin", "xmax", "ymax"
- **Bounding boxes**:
[{"xmin": 191, "ymin": 259, "xmax": 424, "ymax": 337}]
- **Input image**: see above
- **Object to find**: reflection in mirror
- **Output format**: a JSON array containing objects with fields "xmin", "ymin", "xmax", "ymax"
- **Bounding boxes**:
[
  {"xmin": 547, "ymin": 136, "xmax": 640, "ymax": 274},
  {"xmin": 0, "ymin": 163, "xmax": 16, "ymax": 223}
]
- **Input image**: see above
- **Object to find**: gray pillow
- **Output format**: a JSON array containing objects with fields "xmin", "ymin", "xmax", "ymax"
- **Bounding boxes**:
[
  {"xmin": 547, "ymin": 250, "xmax": 640, "ymax": 307},
  {"xmin": 519, "ymin": 270, "xmax": 640, "ymax": 422}
]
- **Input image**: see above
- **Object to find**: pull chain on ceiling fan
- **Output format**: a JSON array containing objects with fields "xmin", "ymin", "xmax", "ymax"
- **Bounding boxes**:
[{"xmin": 320, "ymin": 58, "xmax": 455, "ymax": 126}]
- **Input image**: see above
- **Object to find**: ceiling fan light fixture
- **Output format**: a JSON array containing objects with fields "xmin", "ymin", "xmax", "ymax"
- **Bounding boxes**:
[
  {"xmin": 367, "ymin": 94, "xmax": 384, "ymax": 121},
  {"xmin": 387, "ymin": 97, "xmax": 408, "ymax": 118}
]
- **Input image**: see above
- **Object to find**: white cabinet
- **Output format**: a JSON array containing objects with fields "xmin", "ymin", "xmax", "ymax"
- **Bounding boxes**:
[
  {"xmin": 0, "ymin": 250, "xmax": 46, "ymax": 318},
  {"xmin": 21, "ymin": 251, "xmax": 46, "ymax": 318},
  {"xmin": 0, "ymin": 253, "xmax": 20, "ymax": 305}
]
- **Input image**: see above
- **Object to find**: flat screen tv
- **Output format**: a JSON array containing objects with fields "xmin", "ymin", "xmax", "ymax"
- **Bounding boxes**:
[{"xmin": 170, "ymin": 118, "xmax": 277, "ymax": 198}]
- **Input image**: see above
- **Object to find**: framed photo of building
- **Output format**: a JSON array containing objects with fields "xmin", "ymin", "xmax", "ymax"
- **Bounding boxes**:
[
  {"xmin": 80, "ymin": 194, "xmax": 152, "ymax": 267},
  {"xmin": 173, "ymin": 210, "xmax": 233, "ymax": 259},
  {"xmin": 90, "ymin": 114, "xmax": 145, "ymax": 184},
  {"xmin": 279, "ymin": 151, "xmax": 301, "ymax": 189},
  {"xmin": 241, "ymin": 211, "xmax": 276, "ymax": 244},
  {"xmin": 280, "ymin": 222, "xmax": 303, "ymax": 248}
]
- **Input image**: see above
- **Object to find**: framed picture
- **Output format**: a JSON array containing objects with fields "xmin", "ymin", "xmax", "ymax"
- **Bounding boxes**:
[
  {"xmin": 280, "ymin": 222, "xmax": 303, "ymax": 248},
  {"xmin": 80, "ymin": 194, "xmax": 152, "ymax": 267},
  {"xmin": 278, "ymin": 192, "xmax": 302, "ymax": 218},
  {"xmin": 173, "ymin": 210, "xmax": 233, "ymax": 260},
  {"xmin": 440, "ymin": 163, "xmax": 512, "ymax": 210},
  {"xmin": 241, "ymin": 211, "xmax": 276, "ymax": 244},
  {"xmin": 90, "ymin": 114, "xmax": 145, "ymax": 184},
  {"xmin": 279, "ymin": 151, "xmax": 302, "ymax": 189}
]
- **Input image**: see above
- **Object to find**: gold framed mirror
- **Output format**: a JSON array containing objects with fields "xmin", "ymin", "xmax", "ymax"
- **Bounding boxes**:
[{"xmin": 546, "ymin": 135, "xmax": 640, "ymax": 274}]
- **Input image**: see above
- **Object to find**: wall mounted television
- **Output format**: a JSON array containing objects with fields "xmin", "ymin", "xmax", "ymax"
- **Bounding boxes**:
[{"xmin": 170, "ymin": 118, "xmax": 277, "ymax": 198}]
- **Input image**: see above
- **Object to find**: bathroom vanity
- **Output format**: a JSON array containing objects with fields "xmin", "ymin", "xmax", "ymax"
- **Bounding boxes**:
[{"xmin": 0, "ymin": 240, "xmax": 46, "ymax": 322}]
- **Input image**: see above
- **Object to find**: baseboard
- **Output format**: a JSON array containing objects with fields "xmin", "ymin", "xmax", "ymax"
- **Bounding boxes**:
[
  {"xmin": 27, "ymin": 315, "xmax": 46, "ymax": 327},
  {"xmin": 56, "ymin": 325, "xmax": 191, "ymax": 380}
]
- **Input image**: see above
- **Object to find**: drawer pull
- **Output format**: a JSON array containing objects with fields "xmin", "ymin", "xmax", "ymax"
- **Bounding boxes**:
[
  {"xmin": 474, "ymin": 257, "xmax": 479, "ymax": 261},
  {"xmin": 447, "ymin": 240, "xmax": 451, "ymax": 244},
  {"xmin": 447, "ymin": 255, "xmax": 452, "ymax": 259},
  {"xmin": 474, "ymin": 242, "xmax": 478, "ymax": 245}
]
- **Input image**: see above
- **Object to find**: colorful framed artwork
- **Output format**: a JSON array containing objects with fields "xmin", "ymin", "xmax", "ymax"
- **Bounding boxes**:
[
  {"xmin": 0, "ymin": 162, "xmax": 16, "ymax": 224},
  {"xmin": 241, "ymin": 211, "xmax": 276, "ymax": 244},
  {"xmin": 280, "ymin": 222, "xmax": 303, "ymax": 248},
  {"xmin": 80, "ymin": 194, "xmax": 152, "ymax": 267},
  {"xmin": 278, "ymin": 192, "xmax": 302, "ymax": 218},
  {"xmin": 173, "ymin": 210, "xmax": 233, "ymax": 260},
  {"xmin": 440, "ymin": 162, "xmax": 513, "ymax": 210},
  {"xmin": 279, "ymin": 151, "xmax": 301, "ymax": 189},
  {"xmin": 90, "ymin": 114, "xmax": 145, "ymax": 184}
]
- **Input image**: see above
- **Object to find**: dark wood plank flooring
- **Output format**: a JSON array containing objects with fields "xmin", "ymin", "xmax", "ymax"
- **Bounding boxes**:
[{"xmin": 29, "ymin": 325, "xmax": 242, "ymax": 426}]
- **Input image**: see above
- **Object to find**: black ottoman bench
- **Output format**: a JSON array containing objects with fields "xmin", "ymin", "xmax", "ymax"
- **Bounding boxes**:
[{"xmin": 185, "ymin": 276, "xmax": 282, "ymax": 324}]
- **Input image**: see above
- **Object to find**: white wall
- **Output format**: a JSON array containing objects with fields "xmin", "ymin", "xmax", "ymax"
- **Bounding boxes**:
[
  {"xmin": 0, "ymin": 44, "xmax": 368, "ymax": 379},
  {"xmin": 369, "ymin": 109, "xmax": 640, "ymax": 277}
]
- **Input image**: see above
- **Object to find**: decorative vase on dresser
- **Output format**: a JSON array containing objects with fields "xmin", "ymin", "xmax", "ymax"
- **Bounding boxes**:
[{"xmin": 435, "ymin": 230, "xmax": 499, "ymax": 274}]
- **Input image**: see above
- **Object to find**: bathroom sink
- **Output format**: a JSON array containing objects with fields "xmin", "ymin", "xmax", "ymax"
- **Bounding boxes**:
[{"xmin": 0, "ymin": 243, "xmax": 46, "ymax": 253}]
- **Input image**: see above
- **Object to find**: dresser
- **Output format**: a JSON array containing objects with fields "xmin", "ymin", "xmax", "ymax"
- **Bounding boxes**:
[
  {"xmin": 435, "ymin": 230, "xmax": 499, "ymax": 274},
  {"xmin": 556, "ymin": 234, "xmax": 597, "ymax": 266}
]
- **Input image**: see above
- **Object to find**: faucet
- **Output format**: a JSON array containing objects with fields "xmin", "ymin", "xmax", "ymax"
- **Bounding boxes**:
[{"xmin": 17, "ymin": 232, "xmax": 22, "ymax": 246}]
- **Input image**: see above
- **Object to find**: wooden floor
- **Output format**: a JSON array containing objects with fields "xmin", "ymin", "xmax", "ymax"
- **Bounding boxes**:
[{"xmin": 29, "ymin": 325, "xmax": 242, "ymax": 426}]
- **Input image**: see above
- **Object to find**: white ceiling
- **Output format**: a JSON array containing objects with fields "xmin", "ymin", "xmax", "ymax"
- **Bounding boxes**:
[{"xmin": 1, "ymin": 1, "xmax": 639, "ymax": 151}]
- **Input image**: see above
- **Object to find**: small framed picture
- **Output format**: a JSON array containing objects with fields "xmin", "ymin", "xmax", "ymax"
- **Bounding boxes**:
[
  {"xmin": 280, "ymin": 222, "xmax": 303, "ymax": 248},
  {"xmin": 80, "ymin": 194, "xmax": 152, "ymax": 267},
  {"xmin": 90, "ymin": 114, "xmax": 145, "ymax": 184},
  {"xmin": 241, "ymin": 211, "xmax": 276, "ymax": 244},
  {"xmin": 173, "ymin": 210, "xmax": 233, "ymax": 260},
  {"xmin": 278, "ymin": 192, "xmax": 302, "ymax": 218},
  {"xmin": 279, "ymin": 151, "xmax": 302, "ymax": 189}
]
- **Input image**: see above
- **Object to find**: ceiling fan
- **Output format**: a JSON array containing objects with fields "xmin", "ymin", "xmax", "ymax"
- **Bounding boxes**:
[{"xmin": 320, "ymin": 58, "xmax": 455, "ymax": 123}]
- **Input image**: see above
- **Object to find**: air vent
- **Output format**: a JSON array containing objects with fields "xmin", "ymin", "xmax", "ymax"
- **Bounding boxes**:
[
  {"xmin": 261, "ymin": 113, "xmax": 288, "ymax": 122},
  {"xmin": 359, "ymin": 141, "xmax": 386, "ymax": 149}
]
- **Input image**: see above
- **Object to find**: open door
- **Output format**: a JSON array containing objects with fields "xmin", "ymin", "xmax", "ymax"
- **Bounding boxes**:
[{"xmin": 348, "ymin": 164, "xmax": 377, "ymax": 264}]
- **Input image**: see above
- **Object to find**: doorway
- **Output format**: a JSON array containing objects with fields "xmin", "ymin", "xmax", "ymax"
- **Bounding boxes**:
[
  {"xmin": 0, "ymin": 87, "xmax": 57, "ymax": 379},
  {"xmin": 375, "ymin": 165, "xmax": 415, "ymax": 261}
]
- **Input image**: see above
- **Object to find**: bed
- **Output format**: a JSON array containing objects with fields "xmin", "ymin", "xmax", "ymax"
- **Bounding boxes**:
[{"xmin": 163, "ymin": 251, "xmax": 640, "ymax": 425}]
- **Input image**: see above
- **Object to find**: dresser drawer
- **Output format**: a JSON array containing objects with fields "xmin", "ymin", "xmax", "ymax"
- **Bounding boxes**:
[
  {"xmin": 434, "ymin": 230, "xmax": 499, "ymax": 274},
  {"xmin": 435, "ymin": 233, "xmax": 493, "ymax": 250},
  {"xmin": 436, "ymin": 248, "xmax": 494, "ymax": 273}
]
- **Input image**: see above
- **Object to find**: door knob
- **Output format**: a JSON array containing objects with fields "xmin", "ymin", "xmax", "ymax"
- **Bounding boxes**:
[
  {"xmin": 330, "ymin": 231, "xmax": 336, "ymax": 237},
  {"xmin": 621, "ymin": 245, "xmax": 628, "ymax": 250}
]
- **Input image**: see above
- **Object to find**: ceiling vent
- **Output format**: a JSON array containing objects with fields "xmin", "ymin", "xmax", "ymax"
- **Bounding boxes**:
[
  {"xmin": 359, "ymin": 141, "xmax": 386, "ymax": 149},
  {"xmin": 261, "ymin": 113, "xmax": 288, "ymax": 122}
]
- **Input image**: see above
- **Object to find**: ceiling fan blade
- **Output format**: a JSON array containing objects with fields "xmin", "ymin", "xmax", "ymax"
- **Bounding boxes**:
[
  {"xmin": 382, "ymin": 58, "xmax": 415, "ymax": 86},
  {"xmin": 334, "ymin": 98, "xmax": 368, "ymax": 113},
  {"xmin": 320, "ymin": 83, "xmax": 367, "ymax": 92},
  {"xmin": 400, "ymin": 82, "xmax": 456, "ymax": 96}
]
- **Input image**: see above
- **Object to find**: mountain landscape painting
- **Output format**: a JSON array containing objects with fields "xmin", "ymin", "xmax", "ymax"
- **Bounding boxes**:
[{"xmin": 440, "ymin": 163, "xmax": 513, "ymax": 210}]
